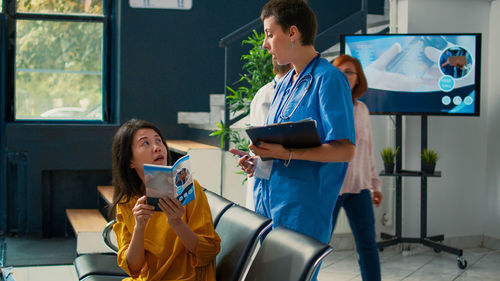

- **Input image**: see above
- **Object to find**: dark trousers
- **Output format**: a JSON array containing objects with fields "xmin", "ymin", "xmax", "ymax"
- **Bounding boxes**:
[{"xmin": 332, "ymin": 189, "xmax": 381, "ymax": 281}]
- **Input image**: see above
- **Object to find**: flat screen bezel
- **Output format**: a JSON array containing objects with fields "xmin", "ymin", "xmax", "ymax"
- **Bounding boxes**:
[{"xmin": 340, "ymin": 33, "xmax": 481, "ymax": 116}]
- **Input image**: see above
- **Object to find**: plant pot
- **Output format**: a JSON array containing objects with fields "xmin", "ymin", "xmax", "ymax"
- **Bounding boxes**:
[
  {"xmin": 422, "ymin": 162, "xmax": 436, "ymax": 174},
  {"xmin": 384, "ymin": 162, "xmax": 394, "ymax": 174}
]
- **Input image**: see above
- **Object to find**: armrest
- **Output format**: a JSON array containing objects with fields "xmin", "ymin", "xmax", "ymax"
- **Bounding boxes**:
[{"xmin": 102, "ymin": 219, "xmax": 118, "ymax": 253}]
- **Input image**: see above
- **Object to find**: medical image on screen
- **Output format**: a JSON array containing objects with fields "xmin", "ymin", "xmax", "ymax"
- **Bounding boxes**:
[
  {"xmin": 439, "ymin": 47, "xmax": 473, "ymax": 79},
  {"xmin": 342, "ymin": 34, "xmax": 480, "ymax": 115}
]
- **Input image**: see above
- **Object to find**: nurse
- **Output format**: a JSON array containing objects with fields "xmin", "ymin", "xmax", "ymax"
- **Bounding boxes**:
[{"xmin": 234, "ymin": 0, "xmax": 355, "ymax": 246}]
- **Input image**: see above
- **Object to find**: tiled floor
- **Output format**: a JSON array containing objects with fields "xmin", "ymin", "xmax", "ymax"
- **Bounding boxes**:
[
  {"xmin": 6, "ymin": 264, "xmax": 77, "ymax": 281},
  {"xmin": 6, "ymin": 247, "xmax": 500, "ymax": 281},
  {"xmin": 318, "ymin": 247, "xmax": 500, "ymax": 281}
]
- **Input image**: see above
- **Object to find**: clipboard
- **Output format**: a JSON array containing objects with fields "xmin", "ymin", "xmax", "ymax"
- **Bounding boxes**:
[{"xmin": 245, "ymin": 119, "xmax": 321, "ymax": 149}]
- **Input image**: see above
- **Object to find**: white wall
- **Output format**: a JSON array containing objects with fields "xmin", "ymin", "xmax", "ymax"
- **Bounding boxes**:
[
  {"xmin": 371, "ymin": 117, "xmax": 397, "ymax": 236},
  {"xmin": 485, "ymin": 0, "xmax": 500, "ymax": 242},
  {"xmin": 389, "ymin": 0, "xmax": 497, "ymax": 241},
  {"xmin": 221, "ymin": 151, "xmax": 247, "ymax": 206}
]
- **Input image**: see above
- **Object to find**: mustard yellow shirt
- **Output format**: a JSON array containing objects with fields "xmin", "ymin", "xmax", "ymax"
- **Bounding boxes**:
[{"xmin": 114, "ymin": 180, "xmax": 221, "ymax": 281}]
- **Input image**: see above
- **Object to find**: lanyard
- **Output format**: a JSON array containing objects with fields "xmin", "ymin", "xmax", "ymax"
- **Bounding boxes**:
[{"xmin": 274, "ymin": 54, "xmax": 320, "ymax": 122}]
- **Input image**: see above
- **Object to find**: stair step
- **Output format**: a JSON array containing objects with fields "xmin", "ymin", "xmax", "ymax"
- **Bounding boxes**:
[
  {"xmin": 66, "ymin": 209, "xmax": 112, "ymax": 255},
  {"xmin": 167, "ymin": 139, "xmax": 219, "ymax": 154},
  {"xmin": 66, "ymin": 209, "xmax": 107, "ymax": 234},
  {"xmin": 98, "ymin": 186, "xmax": 114, "ymax": 204},
  {"xmin": 178, "ymin": 112, "xmax": 211, "ymax": 125}
]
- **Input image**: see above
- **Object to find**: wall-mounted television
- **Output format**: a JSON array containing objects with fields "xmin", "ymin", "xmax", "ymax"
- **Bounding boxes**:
[{"xmin": 340, "ymin": 34, "xmax": 481, "ymax": 116}]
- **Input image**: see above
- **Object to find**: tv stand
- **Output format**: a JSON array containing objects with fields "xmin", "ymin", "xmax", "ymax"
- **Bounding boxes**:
[{"xmin": 377, "ymin": 115, "xmax": 467, "ymax": 269}]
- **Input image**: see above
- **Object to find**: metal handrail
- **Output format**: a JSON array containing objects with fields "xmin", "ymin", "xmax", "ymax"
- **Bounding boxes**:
[
  {"xmin": 219, "ymin": 17, "xmax": 262, "ymax": 48},
  {"xmin": 315, "ymin": 10, "xmax": 365, "ymax": 52},
  {"xmin": 218, "ymin": 0, "xmax": 370, "ymax": 149}
]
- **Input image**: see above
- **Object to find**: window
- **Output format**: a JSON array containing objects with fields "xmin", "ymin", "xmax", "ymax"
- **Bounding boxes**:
[{"xmin": 5, "ymin": 0, "xmax": 109, "ymax": 121}]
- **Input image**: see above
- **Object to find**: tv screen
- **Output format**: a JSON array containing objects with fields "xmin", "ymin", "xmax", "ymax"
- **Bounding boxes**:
[{"xmin": 340, "ymin": 34, "xmax": 481, "ymax": 116}]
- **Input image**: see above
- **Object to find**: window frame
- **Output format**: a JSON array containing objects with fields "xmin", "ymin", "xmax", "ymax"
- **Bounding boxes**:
[{"xmin": 2, "ymin": 0, "xmax": 112, "ymax": 123}]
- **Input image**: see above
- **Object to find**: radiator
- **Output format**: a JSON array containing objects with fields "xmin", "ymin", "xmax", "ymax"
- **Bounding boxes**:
[{"xmin": 6, "ymin": 151, "xmax": 29, "ymax": 236}]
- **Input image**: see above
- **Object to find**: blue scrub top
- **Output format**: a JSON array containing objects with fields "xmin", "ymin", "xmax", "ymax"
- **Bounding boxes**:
[{"xmin": 253, "ymin": 55, "xmax": 355, "ymax": 244}]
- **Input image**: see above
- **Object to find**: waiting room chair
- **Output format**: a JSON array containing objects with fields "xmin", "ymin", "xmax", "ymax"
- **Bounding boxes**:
[
  {"xmin": 74, "ymin": 220, "xmax": 127, "ymax": 280},
  {"xmin": 81, "ymin": 275, "xmax": 125, "ymax": 281},
  {"xmin": 215, "ymin": 204, "xmax": 272, "ymax": 281},
  {"xmin": 102, "ymin": 219, "xmax": 118, "ymax": 253},
  {"xmin": 204, "ymin": 189, "xmax": 234, "ymax": 227},
  {"xmin": 242, "ymin": 226, "xmax": 333, "ymax": 281}
]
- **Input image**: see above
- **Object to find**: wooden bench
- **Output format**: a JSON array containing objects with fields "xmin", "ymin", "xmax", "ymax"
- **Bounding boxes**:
[
  {"xmin": 66, "ymin": 209, "xmax": 107, "ymax": 234},
  {"xmin": 167, "ymin": 139, "xmax": 219, "ymax": 155},
  {"xmin": 98, "ymin": 185, "xmax": 114, "ymax": 204},
  {"xmin": 66, "ymin": 209, "xmax": 110, "ymax": 255}
]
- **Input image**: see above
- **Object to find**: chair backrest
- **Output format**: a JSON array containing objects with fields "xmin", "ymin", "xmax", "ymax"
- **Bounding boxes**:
[
  {"xmin": 215, "ymin": 204, "xmax": 272, "ymax": 281},
  {"xmin": 81, "ymin": 275, "xmax": 126, "ymax": 281},
  {"xmin": 204, "ymin": 189, "xmax": 234, "ymax": 227},
  {"xmin": 243, "ymin": 226, "xmax": 333, "ymax": 281}
]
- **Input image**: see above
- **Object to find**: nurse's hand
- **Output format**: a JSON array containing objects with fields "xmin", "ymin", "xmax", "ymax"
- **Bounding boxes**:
[
  {"xmin": 249, "ymin": 142, "xmax": 289, "ymax": 160},
  {"xmin": 229, "ymin": 148, "xmax": 257, "ymax": 177}
]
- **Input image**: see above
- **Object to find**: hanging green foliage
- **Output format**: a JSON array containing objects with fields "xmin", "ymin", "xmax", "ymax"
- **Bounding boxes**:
[{"xmin": 211, "ymin": 30, "xmax": 274, "ymax": 150}]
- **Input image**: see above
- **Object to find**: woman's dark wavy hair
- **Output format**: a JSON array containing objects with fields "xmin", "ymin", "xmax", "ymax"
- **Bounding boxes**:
[
  {"xmin": 109, "ymin": 118, "xmax": 170, "ymax": 218},
  {"xmin": 261, "ymin": 0, "xmax": 317, "ymax": 46}
]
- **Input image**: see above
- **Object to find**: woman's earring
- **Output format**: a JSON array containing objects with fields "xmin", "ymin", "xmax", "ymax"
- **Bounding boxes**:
[{"xmin": 291, "ymin": 42, "xmax": 294, "ymax": 48}]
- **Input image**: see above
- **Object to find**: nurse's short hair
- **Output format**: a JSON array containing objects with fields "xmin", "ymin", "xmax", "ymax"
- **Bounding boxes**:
[
  {"xmin": 333, "ymin": 55, "xmax": 368, "ymax": 101},
  {"xmin": 261, "ymin": 0, "xmax": 317, "ymax": 46}
]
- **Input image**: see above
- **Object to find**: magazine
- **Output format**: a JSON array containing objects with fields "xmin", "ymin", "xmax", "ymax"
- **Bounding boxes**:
[
  {"xmin": 0, "ymin": 267, "xmax": 14, "ymax": 281},
  {"xmin": 144, "ymin": 155, "xmax": 195, "ymax": 210}
]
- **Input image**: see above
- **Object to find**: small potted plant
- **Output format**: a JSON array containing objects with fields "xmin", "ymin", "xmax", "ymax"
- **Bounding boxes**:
[
  {"xmin": 381, "ymin": 147, "xmax": 399, "ymax": 174},
  {"xmin": 421, "ymin": 148, "xmax": 439, "ymax": 174}
]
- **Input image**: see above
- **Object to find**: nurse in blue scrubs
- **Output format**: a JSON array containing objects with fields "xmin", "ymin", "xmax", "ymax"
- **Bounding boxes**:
[{"xmin": 234, "ymin": 0, "xmax": 355, "ymax": 246}]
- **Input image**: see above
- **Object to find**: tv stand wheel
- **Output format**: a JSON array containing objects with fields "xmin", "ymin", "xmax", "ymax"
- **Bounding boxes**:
[
  {"xmin": 457, "ymin": 257, "xmax": 467, "ymax": 269},
  {"xmin": 433, "ymin": 248, "xmax": 441, "ymax": 253}
]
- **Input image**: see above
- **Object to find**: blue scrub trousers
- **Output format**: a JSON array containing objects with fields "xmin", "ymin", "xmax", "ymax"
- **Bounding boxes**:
[{"xmin": 332, "ymin": 189, "xmax": 381, "ymax": 281}]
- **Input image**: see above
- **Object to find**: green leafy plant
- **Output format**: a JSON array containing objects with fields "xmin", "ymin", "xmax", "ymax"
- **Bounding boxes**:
[
  {"xmin": 421, "ymin": 149, "xmax": 439, "ymax": 164},
  {"xmin": 210, "ymin": 30, "xmax": 274, "ymax": 150},
  {"xmin": 209, "ymin": 121, "xmax": 250, "ymax": 150},
  {"xmin": 226, "ymin": 30, "xmax": 274, "ymax": 115},
  {"xmin": 380, "ymin": 146, "xmax": 400, "ymax": 164}
]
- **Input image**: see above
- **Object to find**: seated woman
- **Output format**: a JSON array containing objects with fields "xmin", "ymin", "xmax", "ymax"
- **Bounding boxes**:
[{"xmin": 109, "ymin": 118, "xmax": 220, "ymax": 281}]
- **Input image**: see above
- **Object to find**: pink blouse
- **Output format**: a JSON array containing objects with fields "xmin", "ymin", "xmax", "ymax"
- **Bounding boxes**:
[{"xmin": 339, "ymin": 100, "xmax": 382, "ymax": 195}]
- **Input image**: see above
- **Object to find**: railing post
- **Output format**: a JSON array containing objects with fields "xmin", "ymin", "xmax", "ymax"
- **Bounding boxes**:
[
  {"xmin": 361, "ymin": 0, "xmax": 368, "ymax": 34},
  {"xmin": 223, "ymin": 47, "xmax": 230, "ymax": 150}
]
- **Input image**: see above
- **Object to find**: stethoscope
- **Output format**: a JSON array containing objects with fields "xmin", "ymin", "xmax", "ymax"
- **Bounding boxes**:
[{"xmin": 275, "ymin": 54, "xmax": 320, "ymax": 120}]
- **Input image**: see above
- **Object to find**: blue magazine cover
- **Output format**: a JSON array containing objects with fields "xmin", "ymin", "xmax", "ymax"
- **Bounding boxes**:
[{"xmin": 144, "ymin": 155, "xmax": 195, "ymax": 210}]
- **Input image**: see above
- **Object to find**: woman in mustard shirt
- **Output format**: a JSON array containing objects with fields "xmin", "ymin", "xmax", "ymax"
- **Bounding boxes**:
[{"xmin": 110, "ymin": 119, "xmax": 220, "ymax": 281}]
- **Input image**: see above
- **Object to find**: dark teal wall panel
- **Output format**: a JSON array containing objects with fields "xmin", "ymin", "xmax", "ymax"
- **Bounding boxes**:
[{"xmin": 2, "ymin": 0, "xmax": 381, "ymax": 234}]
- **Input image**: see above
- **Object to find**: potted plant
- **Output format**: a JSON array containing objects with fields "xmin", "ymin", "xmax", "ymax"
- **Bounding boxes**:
[
  {"xmin": 210, "ymin": 30, "xmax": 274, "ymax": 149},
  {"xmin": 380, "ymin": 147, "xmax": 399, "ymax": 173},
  {"xmin": 421, "ymin": 148, "xmax": 439, "ymax": 174}
]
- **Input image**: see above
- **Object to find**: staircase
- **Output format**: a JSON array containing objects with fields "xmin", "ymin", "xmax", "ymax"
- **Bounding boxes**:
[
  {"xmin": 174, "ymin": 0, "xmax": 391, "ymax": 210},
  {"xmin": 177, "ymin": 94, "xmax": 224, "ymax": 130},
  {"xmin": 176, "ymin": 1, "xmax": 390, "ymax": 132}
]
